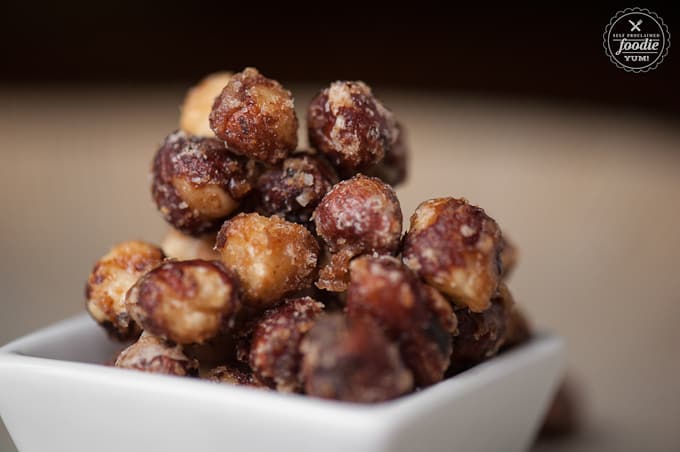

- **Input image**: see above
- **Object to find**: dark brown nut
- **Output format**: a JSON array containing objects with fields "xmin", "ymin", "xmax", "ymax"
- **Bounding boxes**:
[
  {"xmin": 503, "ymin": 304, "xmax": 532, "ymax": 350},
  {"xmin": 300, "ymin": 314, "xmax": 413, "ymax": 402},
  {"xmin": 209, "ymin": 67, "xmax": 298, "ymax": 164},
  {"xmin": 207, "ymin": 363, "xmax": 266, "ymax": 388},
  {"xmin": 255, "ymin": 154, "xmax": 338, "ymax": 225},
  {"xmin": 403, "ymin": 197, "xmax": 503, "ymax": 312},
  {"xmin": 249, "ymin": 297, "xmax": 324, "ymax": 392},
  {"xmin": 449, "ymin": 283, "xmax": 514, "ymax": 371},
  {"xmin": 364, "ymin": 122, "xmax": 409, "ymax": 187},
  {"xmin": 85, "ymin": 241, "xmax": 165, "ymax": 341},
  {"xmin": 215, "ymin": 213, "xmax": 320, "ymax": 308},
  {"xmin": 180, "ymin": 71, "xmax": 233, "ymax": 137},
  {"xmin": 183, "ymin": 332, "xmax": 237, "ymax": 368},
  {"xmin": 161, "ymin": 228, "xmax": 220, "ymax": 261},
  {"xmin": 126, "ymin": 260, "xmax": 241, "ymax": 344},
  {"xmin": 307, "ymin": 81, "xmax": 396, "ymax": 174},
  {"xmin": 115, "ymin": 332, "xmax": 199, "ymax": 376},
  {"xmin": 500, "ymin": 235, "xmax": 519, "ymax": 279},
  {"xmin": 314, "ymin": 175, "xmax": 402, "ymax": 291},
  {"xmin": 346, "ymin": 255, "xmax": 452, "ymax": 386},
  {"xmin": 151, "ymin": 130, "xmax": 257, "ymax": 236}
]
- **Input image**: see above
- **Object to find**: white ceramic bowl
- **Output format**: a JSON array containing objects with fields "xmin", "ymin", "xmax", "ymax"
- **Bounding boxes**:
[{"xmin": 0, "ymin": 314, "xmax": 564, "ymax": 452}]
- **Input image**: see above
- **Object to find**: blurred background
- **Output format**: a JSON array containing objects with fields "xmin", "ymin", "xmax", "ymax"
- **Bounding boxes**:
[{"xmin": 1, "ymin": 4, "xmax": 679, "ymax": 451}]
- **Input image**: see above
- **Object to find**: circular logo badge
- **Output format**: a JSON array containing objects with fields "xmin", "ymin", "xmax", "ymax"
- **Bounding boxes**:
[{"xmin": 603, "ymin": 8, "xmax": 670, "ymax": 73}]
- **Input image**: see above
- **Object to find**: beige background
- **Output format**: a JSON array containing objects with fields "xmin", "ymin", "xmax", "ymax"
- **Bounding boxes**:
[{"xmin": 1, "ymin": 86, "xmax": 679, "ymax": 451}]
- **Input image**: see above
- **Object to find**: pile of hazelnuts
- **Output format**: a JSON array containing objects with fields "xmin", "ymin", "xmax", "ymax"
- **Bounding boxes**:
[{"xmin": 85, "ymin": 68, "xmax": 532, "ymax": 403}]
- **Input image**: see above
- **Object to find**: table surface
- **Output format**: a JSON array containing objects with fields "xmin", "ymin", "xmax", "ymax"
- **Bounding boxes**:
[{"xmin": 1, "ymin": 85, "xmax": 679, "ymax": 451}]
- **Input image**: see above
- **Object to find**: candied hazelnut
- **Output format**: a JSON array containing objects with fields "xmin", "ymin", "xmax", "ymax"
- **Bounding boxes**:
[
  {"xmin": 307, "ymin": 81, "xmax": 396, "ymax": 174},
  {"xmin": 180, "ymin": 71, "xmax": 233, "ymax": 137},
  {"xmin": 364, "ymin": 122, "xmax": 409, "ymax": 187},
  {"xmin": 346, "ymin": 255, "xmax": 453, "ymax": 386},
  {"xmin": 115, "ymin": 332, "xmax": 198, "ymax": 376},
  {"xmin": 207, "ymin": 363, "xmax": 266, "ymax": 388},
  {"xmin": 85, "ymin": 240, "xmax": 164, "ymax": 341},
  {"xmin": 249, "ymin": 297, "xmax": 324, "ymax": 392},
  {"xmin": 215, "ymin": 213, "xmax": 320, "ymax": 308},
  {"xmin": 126, "ymin": 260, "xmax": 241, "ymax": 344},
  {"xmin": 449, "ymin": 283, "xmax": 514, "ymax": 371},
  {"xmin": 255, "ymin": 154, "xmax": 338, "ymax": 225},
  {"xmin": 500, "ymin": 235, "xmax": 519, "ymax": 279},
  {"xmin": 313, "ymin": 175, "xmax": 402, "ymax": 291},
  {"xmin": 403, "ymin": 197, "xmax": 503, "ymax": 312},
  {"xmin": 151, "ymin": 130, "xmax": 257, "ymax": 236},
  {"xmin": 209, "ymin": 67, "xmax": 298, "ymax": 164},
  {"xmin": 161, "ymin": 228, "xmax": 220, "ymax": 261},
  {"xmin": 503, "ymin": 304, "xmax": 532, "ymax": 350},
  {"xmin": 300, "ymin": 314, "xmax": 413, "ymax": 402}
]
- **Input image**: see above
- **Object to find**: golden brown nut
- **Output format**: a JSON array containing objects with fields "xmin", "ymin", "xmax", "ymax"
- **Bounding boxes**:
[
  {"xmin": 500, "ymin": 235, "xmax": 519, "ymax": 279},
  {"xmin": 115, "ymin": 332, "xmax": 199, "ymax": 376},
  {"xmin": 215, "ymin": 213, "xmax": 320, "ymax": 308},
  {"xmin": 207, "ymin": 363, "xmax": 266, "ymax": 388},
  {"xmin": 307, "ymin": 81, "xmax": 396, "ymax": 174},
  {"xmin": 300, "ymin": 314, "xmax": 413, "ymax": 402},
  {"xmin": 255, "ymin": 154, "xmax": 338, "ymax": 225},
  {"xmin": 160, "ymin": 229, "xmax": 220, "ymax": 261},
  {"xmin": 403, "ymin": 197, "xmax": 503, "ymax": 312},
  {"xmin": 180, "ymin": 71, "xmax": 233, "ymax": 137},
  {"xmin": 449, "ymin": 283, "xmax": 514, "ymax": 372},
  {"xmin": 152, "ymin": 130, "xmax": 257, "ymax": 236},
  {"xmin": 313, "ymin": 175, "xmax": 402, "ymax": 291},
  {"xmin": 85, "ymin": 241, "xmax": 165, "ymax": 341},
  {"xmin": 126, "ymin": 260, "xmax": 241, "ymax": 344},
  {"xmin": 249, "ymin": 297, "xmax": 324, "ymax": 392},
  {"xmin": 346, "ymin": 255, "xmax": 453, "ymax": 386},
  {"xmin": 364, "ymin": 122, "xmax": 409, "ymax": 187},
  {"xmin": 209, "ymin": 67, "xmax": 298, "ymax": 164}
]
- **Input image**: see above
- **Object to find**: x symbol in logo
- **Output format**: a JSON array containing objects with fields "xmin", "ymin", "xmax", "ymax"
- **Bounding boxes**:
[{"xmin": 629, "ymin": 19, "xmax": 642, "ymax": 32}]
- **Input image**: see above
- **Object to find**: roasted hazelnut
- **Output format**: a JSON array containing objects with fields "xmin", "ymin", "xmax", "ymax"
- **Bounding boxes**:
[
  {"xmin": 255, "ymin": 154, "xmax": 338, "ymax": 225},
  {"xmin": 300, "ymin": 314, "xmax": 413, "ymax": 403},
  {"xmin": 449, "ymin": 283, "xmax": 514, "ymax": 372},
  {"xmin": 249, "ymin": 297, "xmax": 324, "ymax": 392},
  {"xmin": 209, "ymin": 67, "xmax": 298, "ymax": 164},
  {"xmin": 207, "ymin": 363, "xmax": 265, "ymax": 388},
  {"xmin": 364, "ymin": 122, "xmax": 409, "ymax": 187},
  {"xmin": 161, "ymin": 228, "xmax": 220, "ymax": 261},
  {"xmin": 85, "ymin": 240, "xmax": 164, "ymax": 340},
  {"xmin": 115, "ymin": 332, "xmax": 199, "ymax": 376},
  {"xmin": 180, "ymin": 71, "xmax": 233, "ymax": 137},
  {"xmin": 307, "ymin": 81, "xmax": 396, "ymax": 174},
  {"xmin": 152, "ymin": 131, "xmax": 259, "ymax": 237},
  {"xmin": 126, "ymin": 260, "xmax": 241, "ymax": 344},
  {"xmin": 313, "ymin": 174, "xmax": 402, "ymax": 291},
  {"xmin": 403, "ymin": 197, "xmax": 503, "ymax": 312},
  {"xmin": 500, "ymin": 235, "xmax": 519, "ymax": 279},
  {"xmin": 215, "ymin": 213, "xmax": 320, "ymax": 308},
  {"xmin": 346, "ymin": 255, "xmax": 453, "ymax": 386}
]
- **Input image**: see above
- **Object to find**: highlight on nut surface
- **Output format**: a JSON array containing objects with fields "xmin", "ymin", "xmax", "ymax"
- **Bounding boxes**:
[
  {"xmin": 126, "ymin": 259, "xmax": 241, "ymax": 344},
  {"xmin": 85, "ymin": 240, "xmax": 165, "ymax": 341}
]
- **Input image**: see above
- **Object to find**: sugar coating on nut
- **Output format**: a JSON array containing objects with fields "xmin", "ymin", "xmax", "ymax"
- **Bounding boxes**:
[
  {"xmin": 347, "ymin": 255, "xmax": 453, "ymax": 386},
  {"xmin": 255, "ymin": 154, "xmax": 338, "ymax": 225},
  {"xmin": 115, "ymin": 332, "xmax": 199, "ymax": 376},
  {"xmin": 300, "ymin": 314, "xmax": 413, "ymax": 402},
  {"xmin": 215, "ymin": 213, "xmax": 320, "ymax": 308},
  {"xmin": 85, "ymin": 240, "xmax": 164, "ymax": 341},
  {"xmin": 249, "ymin": 297, "xmax": 324, "ymax": 392},
  {"xmin": 161, "ymin": 229, "xmax": 220, "ymax": 261},
  {"xmin": 314, "ymin": 174, "xmax": 402, "ymax": 291},
  {"xmin": 180, "ymin": 71, "xmax": 233, "ymax": 137},
  {"xmin": 364, "ymin": 122, "xmax": 409, "ymax": 187},
  {"xmin": 152, "ymin": 130, "xmax": 257, "ymax": 236},
  {"xmin": 307, "ymin": 81, "xmax": 396, "ymax": 173},
  {"xmin": 403, "ymin": 197, "xmax": 503, "ymax": 312},
  {"xmin": 126, "ymin": 260, "xmax": 241, "ymax": 344},
  {"xmin": 450, "ymin": 283, "xmax": 514, "ymax": 371},
  {"xmin": 209, "ymin": 67, "xmax": 298, "ymax": 164}
]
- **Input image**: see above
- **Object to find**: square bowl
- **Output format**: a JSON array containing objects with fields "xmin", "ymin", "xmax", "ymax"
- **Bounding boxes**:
[{"xmin": 0, "ymin": 314, "xmax": 564, "ymax": 452}]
